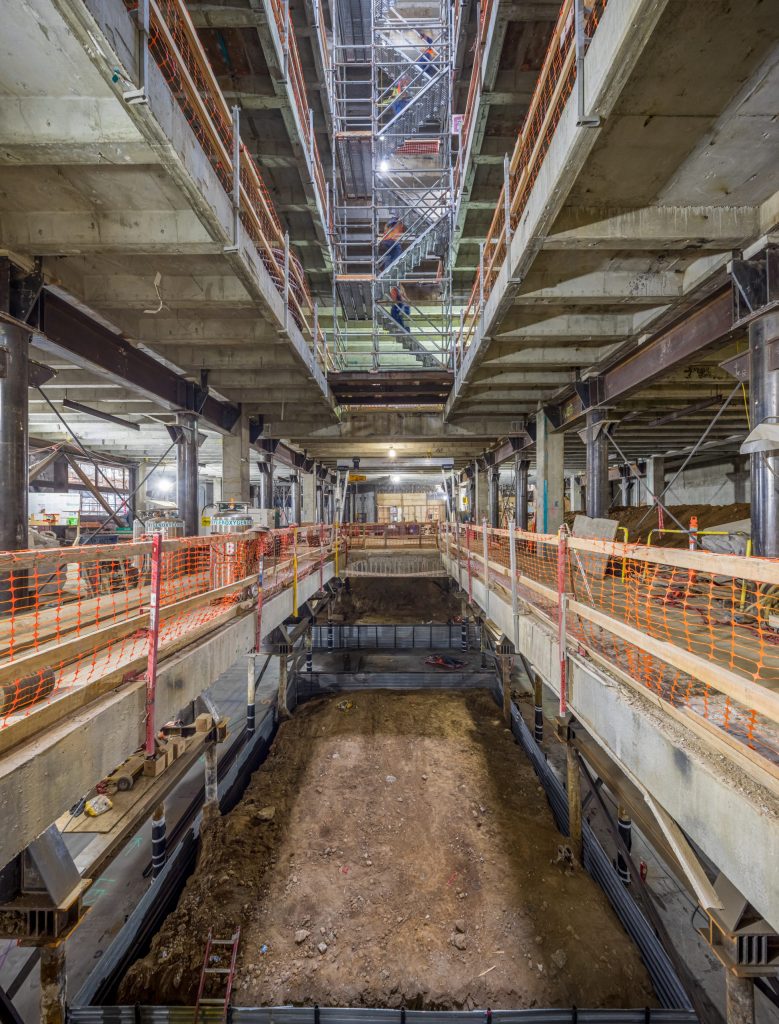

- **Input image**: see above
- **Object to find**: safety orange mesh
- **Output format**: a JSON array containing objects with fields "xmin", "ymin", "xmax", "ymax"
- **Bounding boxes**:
[
  {"xmin": 343, "ymin": 523, "xmax": 439, "ymax": 548},
  {"xmin": 120, "ymin": 1, "xmax": 328, "ymax": 360},
  {"xmin": 442, "ymin": 524, "xmax": 779, "ymax": 767},
  {"xmin": 0, "ymin": 528, "xmax": 334, "ymax": 728},
  {"xmin": 457, "ymin": 0, "xmax": 608, "ymax": 359}
]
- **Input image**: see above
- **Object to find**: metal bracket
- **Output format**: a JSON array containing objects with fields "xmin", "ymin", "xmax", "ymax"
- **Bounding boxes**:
[
  {"xmin": 575, "ymin": 0, "xmax": 601, "ymax": 128},
  {"xmin": 123, "ymin": 0, "xmax": 150, "ymax": 105},
  {"xmin": 730, "ymin": 242, "xmax": 779, "ymax": 326}
]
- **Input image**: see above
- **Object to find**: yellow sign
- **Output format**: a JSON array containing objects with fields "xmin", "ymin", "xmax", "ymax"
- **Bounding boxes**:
[
  {"xmin": 349, "ymin": 473, "xmax": 367, "ymax": 482},
  {"xmin": 201, "ymin": 516, "xmax": 212, "ymax": 527}
]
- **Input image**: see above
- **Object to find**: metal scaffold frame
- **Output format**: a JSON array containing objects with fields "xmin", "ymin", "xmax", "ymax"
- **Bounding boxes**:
[{"xmin": 330, "ymin": 0, "xmax": 454, "ymax": 372}]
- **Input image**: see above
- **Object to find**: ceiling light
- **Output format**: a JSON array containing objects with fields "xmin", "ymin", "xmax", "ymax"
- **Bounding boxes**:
[
  {"xmin": 379, "ymin": 160, "xmax": 389, "ymax": 172},
  {"xmin": 388, "ymin": 447, "xmax": 397, "ymax": 458},
  {"xmin": 157, "ymin": 477, "xmax": 174, "ymax": 493},
  {"xmin": 391, "ymin": 474, "xmax": 401, "ymax": 484}
]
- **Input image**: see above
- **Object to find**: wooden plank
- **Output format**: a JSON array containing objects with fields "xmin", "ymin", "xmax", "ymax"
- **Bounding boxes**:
[
  {"xmin": 643, "ymin": 793, "xmax": 724, "ymax": 912},
  {"xmin": 568, "ymin": 597, "xmax": 779, "ymax": 725}
]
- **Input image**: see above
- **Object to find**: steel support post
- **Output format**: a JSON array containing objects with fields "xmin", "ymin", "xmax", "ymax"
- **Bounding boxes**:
[
  {"xmin": 0, "ymin": 323, "xmax": 30, "ymax": 613},
  {"xmin": 258, "ymin": 458, "xmax": 273, "ymax": 510},
  {"xmin": 176, "ymin": 412, "xmax": 199, "ymax": 536},
  {"xmin": 291, "ymin": 473, "xmax": 302, "ymax": 525},
  {"xmin": 151, "ymin": 801, "xmax": 166, "ymax": 879},
  {"xmin": 277, "ymin": 650, "xmax": 290, "ymax": 719},
  {"xmin": 515, "ymin": 456, "xmax": 529, "ymax": 530},
  {"xmin": 566, "ymin": 738, "xmax": 583, "ymax": 863},
  {"xmin": 247, "ymin": 653, "xmax": 257, "ymax": 736},
  {"xmin": 725, "ymin": 974, "xmax": 755, "ymax": 1024},
  {"xmin": 204, "ymin": 741, "xmax": 218, "ymax": 809},
  {"xmin": 306, "ymin": 628, "xmax": 313, "ymax": 673},
  {"xmin": 533, "ymin": 675, "xmax": 544, "ymax": 743},
  {"xmin": 488, "ymin": 465, "xmax": 499, "ymax": 528},
  {"xmin": 616, "ymin": 805, "xmax": 632, "ymax": 885},
  {"xmin": 40, "ymin": 943, "xmax": 66, "ymax": 1024},
  {"xmin": 482, "ymin": 519, "xmax": 490, "ymax": 619},
  {"xmin": 619, "ymin": 465, "xmax": 631, "ymax": 508},
  {"xmin": 749, "ymin": 311, "xmax": 779, "ymax": 557},
  {"xmin": 509, "ymin": 521, "xmax": 519, "ymax": 649},
  {"xmin": 584, "ymin": 408, "xmax": 609, "ymax": 519}
]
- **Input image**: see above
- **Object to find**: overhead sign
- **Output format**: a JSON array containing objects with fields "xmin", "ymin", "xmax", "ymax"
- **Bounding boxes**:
[{"xmin": 349, "ymin": 473, "xmax": 367, "ymax": 482}]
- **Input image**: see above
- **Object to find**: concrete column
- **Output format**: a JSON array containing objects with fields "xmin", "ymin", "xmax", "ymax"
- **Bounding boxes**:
[
  {"xmin": 645, "ymin": 455, "xmax": 665, "ymax": 506},
  {"xmin": 475, "ymin": 463, "xmax": 489, "ymax": 523},
  {"xmin": 40, "ymin": 943, "xmax": 66, "ymax": 1024},
  {"xmin": 749, "ymin": 311, "xmax": 779, "ymax": 557},
  {"xmin": 725, "ymin": 973, "xmax": 754, "ymax": 1024},
  {"xmin": 536, "ymin": 409, "xmax": 564, "ymax": 533},
  {"xmin": 515, "ymin": 456, "xmax": 529, "ymax": 530},
  {"xmin": 584, "ymin": 408, "xmax": 609, "ymax": 519},
  {"xmin": 569, "ymin": 474, "xmax": 583, "ymax": 513},
  {"xmin": 176, "ymin": 412, "xmax": 199, "ymax": 535},
  {"xmin": 151, "ymin": 801, "xmax": 166, "ymax": 879},
  {"xmin": 315, "ymin": 481, "xmax": 323, "ymax": 524},
  {"xmin": 222, "ymin": 413, "xmax": 250, "ymax": 503},
  {"xmin": 301, "ymin": 470, "xmax": 316, "ymax": 523},
  {"xmin": 0, "ymin": 323, "xmax": 29, "ymax": 553},
  {"xmin": 566, "ymin": 741, "xmax": 582, "ymax": 863},
  {"xmin": 488, "ymin": 465, "xmax": 499, "ymax": 527},
  {"xmin": 204, "ymin": 742, "xmax": 218, "ymax": 808},
  {"xmin": 328, "ymin": 486, "xmax": 335, "ymax": 524}
]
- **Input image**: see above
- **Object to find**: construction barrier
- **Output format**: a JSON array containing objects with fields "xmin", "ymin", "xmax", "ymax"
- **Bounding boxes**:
[
  {"xmin": 0, "ymin": 527, "xmax": 334, "ymax": 729},
  {"xmin": 441, "ymin": 524, "xmax": 779, "ymax": 768}
]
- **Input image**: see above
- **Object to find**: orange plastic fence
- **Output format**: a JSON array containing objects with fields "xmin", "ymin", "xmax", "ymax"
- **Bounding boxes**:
[
  {"xmin": 457, "ymin": 0, "xmax": 608, "ymax": 359},
  {"xmin": 443, "ymin": 524, "xmax": 779, "ymax": 767},
  {"xmin": 0, "ymin": 527, "xmax": 334, "ymax": 728},
  {"xmin": 121, "ymin": 0, "xmax": 329, "ymax": 360}
]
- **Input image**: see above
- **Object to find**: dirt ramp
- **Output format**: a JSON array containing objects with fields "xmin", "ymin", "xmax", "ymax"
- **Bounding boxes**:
[{"xmin": 119, "ymin": 691, "xmax": 656, "ymax": 1009}]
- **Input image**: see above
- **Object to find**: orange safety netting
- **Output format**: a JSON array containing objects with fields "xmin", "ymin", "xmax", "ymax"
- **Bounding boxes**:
[
  {"xmin": 442, "ymin": 524, "xmax": 779, "ymax": 766},
  {"xmin": 0, "ymin": 527, "xmax": 334, "ymax": 728},
  {"xmin": 120, "ymin": 1, "xmax": 328, "ymax": 358},
  {"xmin": 457, "ymin": 0, "xmax": 608, "ymax": 357}
]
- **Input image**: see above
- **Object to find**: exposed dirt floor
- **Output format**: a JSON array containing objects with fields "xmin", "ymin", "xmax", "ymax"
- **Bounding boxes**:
[
  {"xmin": 333, "ymin": 578, "xmax": 463, "ymax": 623},
  {"xmin": 120, "ymin": 690, "xmax": 657, "ymax": 1009},
  {"xmin": 566, "ymin": 503, "xmax": 750, "ymax": 546}
]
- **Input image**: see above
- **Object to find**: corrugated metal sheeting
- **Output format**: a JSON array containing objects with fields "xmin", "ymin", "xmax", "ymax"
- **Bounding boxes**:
[{"xmin": 69, "ymin": 1009, "xmax": 699, "ymax": 1023}]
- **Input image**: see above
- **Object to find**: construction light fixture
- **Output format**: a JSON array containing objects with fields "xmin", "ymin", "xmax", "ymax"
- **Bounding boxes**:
[
  {"xmin": 157, "ymin": 477, "xmax": 174, "ymax": 493},
  {"xmin": 391, "ymin": 474, "xmax": 402, "ymax": 484},
  {"xmin": 379, "ymin": 159, "xmax": 389, "ymax": 172},
  {"xmin": 388, "ymin": 447, "xmax": 397, "ymax": 458}
]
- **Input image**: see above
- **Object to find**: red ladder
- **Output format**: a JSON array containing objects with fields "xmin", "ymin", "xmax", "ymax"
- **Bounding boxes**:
[{"xmin": 193, "ymin": 927, "xmax": 241, "ymax": 1023}]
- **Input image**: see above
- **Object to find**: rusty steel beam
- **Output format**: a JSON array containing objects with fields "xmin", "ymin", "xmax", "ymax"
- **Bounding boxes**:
[{"xmin": 33, "ymin": 291, "xmax": 241, "ymax": 434}]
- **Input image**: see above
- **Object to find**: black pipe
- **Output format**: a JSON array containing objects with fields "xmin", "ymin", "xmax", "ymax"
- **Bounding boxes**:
[
  {"xmin": 515, "ymin": 456, "xmax": 529, "ymax": 530},
  {"xmin": 176, "ymin": 412, "xmax": 199, "ymax": 536}
]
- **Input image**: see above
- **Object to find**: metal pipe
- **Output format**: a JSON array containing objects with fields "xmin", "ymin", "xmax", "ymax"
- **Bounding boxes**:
[
  {"xmin": 515, "ymin": 455, "xmax": 529, "ymax": 530},
  {"xmin": 585, "ymin": 407, "xmax": 609, "ymax": 518},
  {"xmin": 176, "ymin": 412, "xmax": 199, "ymax": 535},
  {"xmin": 749, "ymin": 311, "xmax": 779, "ymax": 557},
  {"xmin": 292, "ymin": 472, "xmax": 302, "ymax": 524}
]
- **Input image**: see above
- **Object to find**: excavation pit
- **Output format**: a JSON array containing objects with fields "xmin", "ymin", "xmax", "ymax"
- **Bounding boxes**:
[{"xmin": 119, "ymin": 689, "xmax": 659, "ymax": 1011}]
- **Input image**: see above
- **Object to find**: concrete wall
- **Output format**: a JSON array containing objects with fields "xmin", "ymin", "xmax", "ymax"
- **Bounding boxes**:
[{"xmin": 663, "ymin": 459, "xmax": 750, "ymax": 506}]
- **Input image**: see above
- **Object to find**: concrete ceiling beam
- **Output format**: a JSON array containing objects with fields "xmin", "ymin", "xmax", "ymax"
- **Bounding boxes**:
[
  {"xmin": 493, "ymin": 312, "xmax": 635, "ymax": 340},
  {"xmin": 187, "ymin": 4, "xmax": 263, "ymax": 27},
  {"xmin": 80, "ymin": 273, "xmax": 254, "ymax": 310},
  {"xmin": 0, "ymin": 97, "xmax": 152, "ymax": 165},
  {"xmin": 512, "ymin": 269, "xmax": 685, "ymax": 306},
  {"xmin": 545, "ymin": 205, "xmax": 760, "ymax": 251},
  {"xmin": 0, "ymin": 210, "xmax": 222, "ymax": 256}
]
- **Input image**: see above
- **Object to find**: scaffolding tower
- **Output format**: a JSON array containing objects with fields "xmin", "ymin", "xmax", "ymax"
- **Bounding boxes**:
[{"xmin": 331, "ymin": 0, "xmax": 453, "ymax": 372}]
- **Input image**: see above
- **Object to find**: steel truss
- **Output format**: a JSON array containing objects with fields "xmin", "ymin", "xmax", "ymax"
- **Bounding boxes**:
[{"xmin": 331, "ymin": 0, "xmax": 454, "ymax": 371}]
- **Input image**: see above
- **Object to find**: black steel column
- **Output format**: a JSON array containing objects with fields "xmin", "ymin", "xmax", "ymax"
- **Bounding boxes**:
[
  {"xmin": 750, "ymin": 311, "xmax": 779, "ymax": 557},
  {"xmin": 515, "ymin": 455, "xmax": 529, "ymax": 530},
  {"xmin": 0, "ymin": 324, "xmax": 29, "ymax": 553},
  {"xmin": 176, "ymin": 412, "xmax": 199, "ymax": 536},
  {"xmin": 488, "ymin": 466, "xmax": 499, "ymax": 527},
  {"xmin": 291, "ymin": 472, "xmax": 302, "ymax": 524},
  {"xmin": 257, "ymin": 457, "xmax": 273, "ymax": 510},
  {"xmin": 585, "ymin": 408, "xmax": 609, "ymax": 519},
  {"xmin": 0, "ymin": 324, "xmax": 30, "ymax": 616}
]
